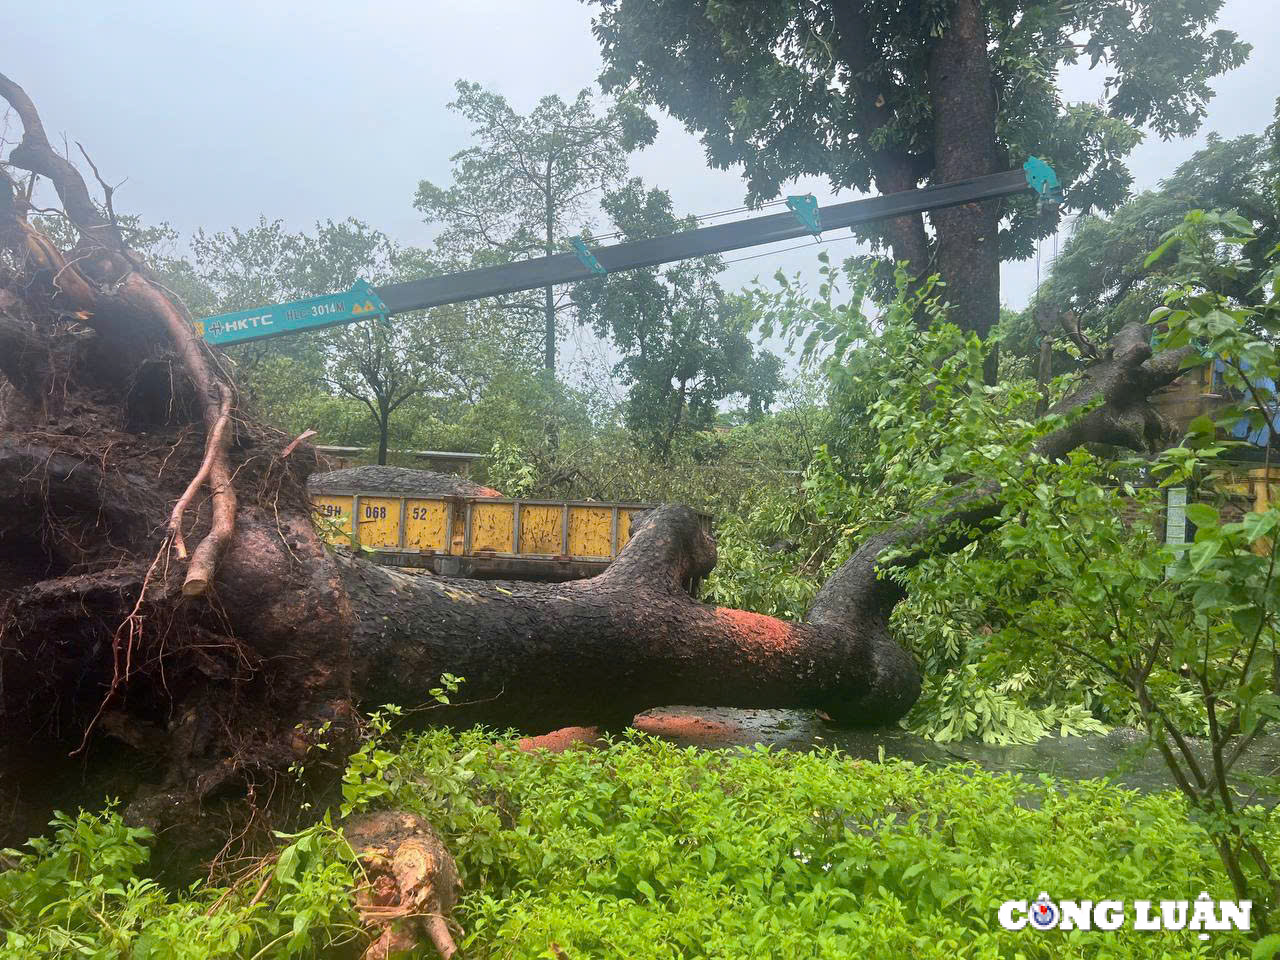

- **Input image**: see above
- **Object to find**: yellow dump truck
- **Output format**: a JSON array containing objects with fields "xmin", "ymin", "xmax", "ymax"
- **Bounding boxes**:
[{"xmin": 308, "ymin": 466, "xmax": 711, "ymax": 590}]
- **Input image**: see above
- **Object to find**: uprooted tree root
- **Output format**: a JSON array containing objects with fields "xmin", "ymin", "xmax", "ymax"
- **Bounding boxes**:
[{"xmin": 0, "ymin": 72, "xmax": 237, "ymax": 600}]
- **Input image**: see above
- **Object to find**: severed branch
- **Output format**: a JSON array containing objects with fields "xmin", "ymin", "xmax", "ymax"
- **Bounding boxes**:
[
  {"xmin": 1058, "ymin": 308, "xmax": 1101, "ymax": 361},
  {"xmin": 0, "ymin": 71, "xmax": 236, "ymax": 596},
  {"xmin": 75, "ymin": 141, "xmax": 128, "ymax": 251},
  {"xmin": 0, "ymin": 73, "xmax": 104, "ymax": 239}
]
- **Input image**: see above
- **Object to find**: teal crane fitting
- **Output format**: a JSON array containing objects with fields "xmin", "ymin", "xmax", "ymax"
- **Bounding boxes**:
[
  {"xmin": 785, "ymin": 194, "xmax": 822, "ymax": 235},
  {"xmin": 1023, "ymin": 156, "xmax": 1063, "ymax": 212},
  {"xmin": 569, "ymin": 236, "xmax": 607, "ymax": 275}
]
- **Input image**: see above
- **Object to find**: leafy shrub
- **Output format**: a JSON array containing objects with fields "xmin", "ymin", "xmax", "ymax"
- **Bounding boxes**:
[
  {"xmin": 0, "ymin": 808, "xmax": 361, "ymax": 959},
  {"xmin": 381, "ymin": 730, "xmax": 1276, "ymax": 958},
  {"xmin": 6, "ymin": 731, "xmax": 1270, "ymax": 957}
]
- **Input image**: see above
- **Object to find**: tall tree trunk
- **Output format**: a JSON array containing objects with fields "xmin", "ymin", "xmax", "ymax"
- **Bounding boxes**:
[
  {"xmin": 927, "ymin": 0, "xmax": 1003, "ymax": 382},
  {"xmin": 544, "ymin": 167, "xmax": 559, "ymax": 449},
  {"xmin": 377, "ymin": 408, "xmax": 391, "ymax": 465},
  {"xmin": 1036, "ymin": 304, "xmax": 1055, "ymax": 416},
  {"xmin": 660, "ymin": 380, "xmax": 688, "ymax": 462},
  {"xmin": 544, "ymin": 284, "xmax": 555, "ymax": 372},
  {"xmin": 873, "ymin": 162, "xmax": 932, "ymax": 290}
]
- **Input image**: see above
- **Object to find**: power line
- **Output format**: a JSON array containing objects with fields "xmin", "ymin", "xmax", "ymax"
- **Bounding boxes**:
[
  {"xmin": 721, "ymin": 230, "xmax": 861, "ymax": 267},
  {"xmin": 588, "ymin": 197, "xmax": 792, "ymax": 244}
]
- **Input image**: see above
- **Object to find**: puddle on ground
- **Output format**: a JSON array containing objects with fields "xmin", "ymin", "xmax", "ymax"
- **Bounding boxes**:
[{"xmin": 632, "ymin": 706, "xmax": 1280, "ymax": 797}]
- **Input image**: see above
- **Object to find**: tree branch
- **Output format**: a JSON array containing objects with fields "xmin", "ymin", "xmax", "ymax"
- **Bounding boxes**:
[{"xmin": 808, "ymin": 324, "xmax": 1196, "ymax": 627}]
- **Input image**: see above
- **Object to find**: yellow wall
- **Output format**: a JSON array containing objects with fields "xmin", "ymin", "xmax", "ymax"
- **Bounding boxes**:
[
  {"xmin": 471, "ymin": 502, "xmax": 515, "ymax": 553},
  {"xmin": 519, "ymin": 505, "xmax": 564, "ymax": 555},
  {"xmin": 404, "ymin": 499, "xmax": 449, "ymax": 551},
  {"xmin": 568, "ymin": 506, "xmax": 613, "ymax": 558},
  {"xmin": 356, "ymin": 496, "xmax": 401, "ymax": 548},
  {"xmin": 618, "ymin": 508, "xmax": 649, "ymax": 549},
  {"xmin": 310, "ymin": 495, "xmax": 700, "ymax": 562}
]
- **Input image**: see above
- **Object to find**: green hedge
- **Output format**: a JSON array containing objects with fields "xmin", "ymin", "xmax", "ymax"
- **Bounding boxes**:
[{"xmin": 2, "ymin": 730, "xmax": 1271, "ymax": 958}]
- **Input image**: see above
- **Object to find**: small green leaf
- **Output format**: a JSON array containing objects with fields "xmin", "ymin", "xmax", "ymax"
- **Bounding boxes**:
[
  {"xmin": 1187, "ymin": 414, "xmax": 1216, "ymax": 435},
  {"xmin": 1189, "ymin": 538, "xmax": 1221, "ymax": 572},
  {"xmin": 1243, "ymin": 510, "xmax": 1280, "ymax": 543},
  {"xmin": 1251, "ymin": 933, "xmax": 1280, "ymax": 959},
  {"xmin": 1185, "ymin": 503, "xmax": 1219, "ymax": 528},
  {"xmin": 274, "ymin": 843, "xmax": 300, "ymax": 885}
]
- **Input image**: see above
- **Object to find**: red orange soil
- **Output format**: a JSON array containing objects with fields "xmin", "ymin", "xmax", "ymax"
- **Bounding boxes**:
[{"xmin": 633, "ymin": 710, "xmax": 741, "ymax": 745}]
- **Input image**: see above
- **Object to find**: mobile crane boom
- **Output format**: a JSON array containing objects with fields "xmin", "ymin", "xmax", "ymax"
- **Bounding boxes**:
[{"xmin": 194, "ymin": 160, "xmax": 1060, "ymax": 346}]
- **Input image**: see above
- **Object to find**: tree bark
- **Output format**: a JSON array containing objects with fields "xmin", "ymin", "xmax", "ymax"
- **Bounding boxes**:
[
  {"xmin": 1036, "ymin": 304, "xmax": 1056, "ymax": 416},
  {"xmin": 927, "ymin": 0, "xmax": 1003, "ymax": 382},
  {"xmin": 343, "ymin": 503, "xmax": 919, "ymax": 732},
  {"xmin": 378, "ymin": 407, "xmax": 390, "ymax": 465}
]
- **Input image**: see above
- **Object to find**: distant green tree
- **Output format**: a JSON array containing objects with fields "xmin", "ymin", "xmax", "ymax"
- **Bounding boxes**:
[
  {"xmin": 185, "ymin": 217, "xmax": 515, "ymax": 461},
  {"xmin": 587, "ymin": 0, "xmax": 1248, "ymax": 380},
  {"xmin": 571, "ymin": 180, "xmax": 782, "ymax": 460},
  {"xmin": 414, "ymin": 81, "xmax": 656, "ymax": 382},
  {"xmin": 1005, "ymin": 107, "xmax": 1280, "ymax": 370}
]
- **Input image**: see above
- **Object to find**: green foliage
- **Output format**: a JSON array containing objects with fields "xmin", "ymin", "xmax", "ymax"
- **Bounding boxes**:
[
  {"xmin": 704, "ymin": 447, "xmax": 868, "ymax": 620},
  {"xmin": 1004, "ymin": 107, "xmax": 1280, "ymax": 367},
  {"xmin": 427, "ymin": 733, "xmax": 1265, "ymax": 958},
  {"xmin": 7, "ymin": 726, "xmax": 1276, "ymax": 957},
  {"xmin": 486, "ymin": 440, "xmax": 539, "ymax": 497},
  {"xmin": 340, "ymin": 704, "xmax": 406, "ymax": 817},
  {"xmin": 0, "ymin": 809, "xmax": 361, "ymax": 959},
  {"xmin": 414, "ymin": 80, "xmax": 657, "ymax": 377},
  {"xmin": 846, "ymin": 210, "xmax": 1280, "ymax": 925},
  {"xmin": 571, "ymin": 179, "xmax": 783, "ymax": 459},
  {"xmin": 185, "ymin": 217, "xmax": 524, "ymax": 461},
  {"xmin": 588, "ymin": 0, "xmax": 1248, "ymax": 265}
]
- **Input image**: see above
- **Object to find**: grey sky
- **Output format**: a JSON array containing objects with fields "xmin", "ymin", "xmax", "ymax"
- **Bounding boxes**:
[{"xmin": 5, "ymin": 0, "xmax": 1277, "ymax": 323}]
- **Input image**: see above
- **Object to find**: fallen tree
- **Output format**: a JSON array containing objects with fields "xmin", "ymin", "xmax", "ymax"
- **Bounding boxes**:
[{"xmin": 0, "ymin": 73, "xmax": 1193, "ymax": 853}]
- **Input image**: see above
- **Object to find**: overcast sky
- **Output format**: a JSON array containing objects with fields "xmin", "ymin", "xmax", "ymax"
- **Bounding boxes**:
[{"xmin": 4, "ymin": 1, "xmax": 1276, "ymax": 330}]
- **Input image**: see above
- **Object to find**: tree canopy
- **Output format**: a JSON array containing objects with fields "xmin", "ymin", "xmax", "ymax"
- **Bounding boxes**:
[
  {"xmin": 414, "ymin": 81, "xmax": 657, "ymax": 378},
  {"xmin": 586, "ymin": 0, "xmax": 1249, "ymax": 373},
  {"xmin": 1003, "ymin": 100, "xmax": 1280, "ymax": 368},
  {"xmin": 572, "ymin": 179, "xmax": 782, "ymax": 459}
]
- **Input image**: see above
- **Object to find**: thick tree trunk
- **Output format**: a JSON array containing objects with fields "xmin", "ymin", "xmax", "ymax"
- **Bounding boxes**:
[
  {"xmin": 928, "ymin": 0, "xmax": 1003, "ymax": 381},
  {"xmin": 343, "ymin": 504, "xmax": 918, "ymax": 732}
]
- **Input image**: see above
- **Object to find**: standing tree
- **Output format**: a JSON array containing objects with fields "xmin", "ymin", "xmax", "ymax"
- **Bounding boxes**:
[
  {"xmin": 320, "ymin": 316, "xmax": 451, "ymax": 465},
  {"xmin": 572, "ymin": 180, "xmax": 781, "ymax": 459},
  {"xmin": 587, "ymin": 0, "xmax": 1249, "ymax": 379},
  {"xmin": 184, "ymin": 217, "xmax": 506, "ymax": 461},
  {"xmin": 414, "ymin": 81, "xmax": 656, "ymax": 383}
]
